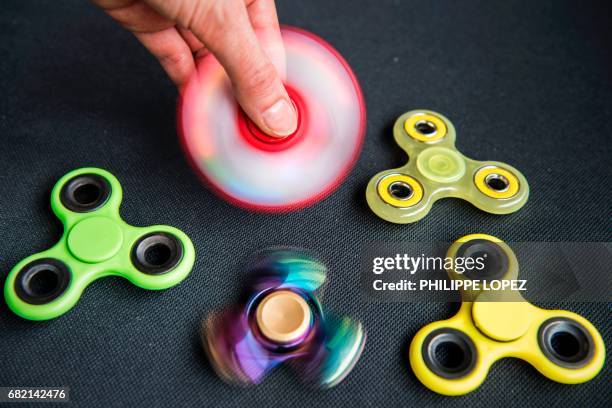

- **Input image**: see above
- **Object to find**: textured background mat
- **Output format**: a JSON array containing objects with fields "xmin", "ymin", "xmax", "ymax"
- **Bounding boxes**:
[{"xmin": 0, "ymin": 0, "xmax": 610, "ymax": 406}]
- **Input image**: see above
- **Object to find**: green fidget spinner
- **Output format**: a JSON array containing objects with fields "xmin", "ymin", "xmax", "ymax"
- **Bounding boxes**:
[
  {"xmin": 366, "ymin": 109, "xmax": 529, "ymax": 223},
  {"xmin": 4, "ymin": 167, "xmax": 195, "ymax": 320}
]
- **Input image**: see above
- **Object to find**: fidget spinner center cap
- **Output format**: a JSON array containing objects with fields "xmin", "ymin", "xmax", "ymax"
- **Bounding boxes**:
[
  {"xmin": 416, "ymin": 147, "xmax": 466, "ymax": 183},
  {"xmin": 255, "ymin": 290, "xmax": 311, "ymax": 344},
  {"xmin": 238, "ymin": 85, "xmax": 305, "ymax": 152},
  {"xmin": 472, "ymin": 300, "xmax": 533, "ymax": 342},
  {"xmin": 67, "ymin": 216, "xmax": 123, "ymax": 263}
]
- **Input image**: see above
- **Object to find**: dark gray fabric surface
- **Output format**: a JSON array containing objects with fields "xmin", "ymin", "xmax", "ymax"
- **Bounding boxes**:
[{"xmin": 0, "ymin": 0, "xmax": 610, "ymax": 406}]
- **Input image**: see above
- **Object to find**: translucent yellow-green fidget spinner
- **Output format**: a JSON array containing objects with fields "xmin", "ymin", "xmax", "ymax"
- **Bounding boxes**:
[
  {"xmin": 409, "ymin": 234, "xmax": 605, "ymax": 396},
  {"xmin": 366, "ymin": 110, "xmax": 529, "ymax": 223}
]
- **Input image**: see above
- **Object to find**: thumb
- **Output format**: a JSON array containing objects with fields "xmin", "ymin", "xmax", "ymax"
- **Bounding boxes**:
[{"xmin": 191, "ymin": 2, "xmax": 297, "ymax": 138}]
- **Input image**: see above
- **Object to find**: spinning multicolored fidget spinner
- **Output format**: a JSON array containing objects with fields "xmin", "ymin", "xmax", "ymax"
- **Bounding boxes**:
[
  {"xmin": 4, "ymin": 168, "xmax": 195, "ymax": 321},
  {"xmin": 366, "ymin": 110, "xmax": 529, "ymax": 223},
  {"xmin": 179, "ymin": 26, "xmax": 365, "ymax": 212},
  {"xmin": 409, "ymin": 234, "xmax": 605, "ymax": 396},
  {"xmin": 202, "ymin": 248, "xmax": 366, "ymax": 388}
]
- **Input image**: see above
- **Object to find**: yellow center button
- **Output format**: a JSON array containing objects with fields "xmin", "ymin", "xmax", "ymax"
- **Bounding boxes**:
[
  {"xmin": 256, "ymin": 290, "xmax": 311, "ymax": 344},
  {"xmin": 472, "ymin": 299, "xmax": 534, "ymax": 342}
]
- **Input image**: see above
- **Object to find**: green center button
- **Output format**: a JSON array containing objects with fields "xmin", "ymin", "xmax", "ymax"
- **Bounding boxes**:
[
  {"xmin": 416, "ymin": 146, "xmax": 466, "ymax": 183},
  {"xmin": 67, "ymin": 217, "xmax": 123, "ymax": 263}
]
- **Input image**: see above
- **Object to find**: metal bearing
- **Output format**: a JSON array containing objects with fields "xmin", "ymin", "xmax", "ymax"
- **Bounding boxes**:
[
  {"xmin": 377, "ymin": 174, "xmax": 424, "ymax": 208},
  {"xmin": 474, "ymin": 166, "xmax": 520, "ymax": 199},
  {"xmin": 404, "ymin": 113, "xmax": 448, "ymax": 142}
]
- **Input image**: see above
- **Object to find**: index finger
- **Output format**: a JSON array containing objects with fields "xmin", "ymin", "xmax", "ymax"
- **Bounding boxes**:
[{"xmin": 246, "ymin": 0, "xmax": 286, "ymax": 80}]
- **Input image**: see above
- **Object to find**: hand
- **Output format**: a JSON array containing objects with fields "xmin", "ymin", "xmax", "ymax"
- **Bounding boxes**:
[{"xmin": 92, "ymin": 0, "xmax": 297, "ymax": 137}]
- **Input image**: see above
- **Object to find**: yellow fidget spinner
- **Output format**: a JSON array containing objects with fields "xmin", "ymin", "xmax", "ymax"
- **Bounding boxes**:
[
  {"xmin": 366, "ymin": 110, "xmax": 529, "ymax": 223},
  {"xmin": 409, "ymin": 234, "xmax": 606, "ymax": 396}
]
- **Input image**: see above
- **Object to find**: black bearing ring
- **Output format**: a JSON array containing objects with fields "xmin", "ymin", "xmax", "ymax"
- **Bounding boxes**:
[
  {"xmin": 14, "ymin": 258, "xmax": 71, "ymax": 305},
  {"xmin": 455, "ymin": 239, "xmax": 509, "ymax": 281},
  {"xmin": 422, "ymin": 328, "xmax": 478, "ymax": 379},
  {"xmin": 538, "ymin": 317, "xmax": 594, "ymax": 368},
  {"xmin": 60, "ymin": 173, "xmax": 111, "ymax": 213},
  {"xmin": 131, "ymin": 232, "xmax": 183, "ymax": 275}
]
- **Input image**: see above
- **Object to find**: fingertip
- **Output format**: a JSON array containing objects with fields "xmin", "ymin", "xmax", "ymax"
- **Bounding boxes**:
[
  {"xmin": 231, "ymin": 61, "xmax": 297, "ymax": 138},
  {"xmin": 260, "ymin": 97, "xmax": 298, "ymax": 138},
  {"xmin": 186, "ymin": 0, "xmax": 294, "ymax": 137}
]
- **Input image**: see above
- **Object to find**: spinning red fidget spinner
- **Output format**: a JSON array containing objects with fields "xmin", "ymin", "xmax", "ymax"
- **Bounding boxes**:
[{"xmin": 178, "ymin": 27, "xmax": 366, "ymax": 212}]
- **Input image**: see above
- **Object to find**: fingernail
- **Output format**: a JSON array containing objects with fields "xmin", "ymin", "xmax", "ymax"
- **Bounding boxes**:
[{"xmin": 262, "ymin": 99, "xmax": 297, "ymax": 137}]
